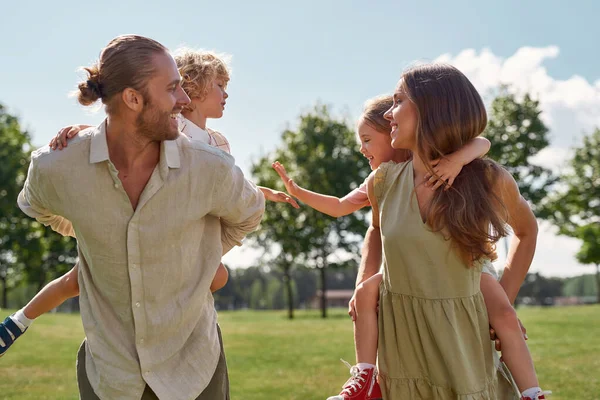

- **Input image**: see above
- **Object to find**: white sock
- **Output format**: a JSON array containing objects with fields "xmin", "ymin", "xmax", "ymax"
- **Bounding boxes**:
[
  {"xmin": 356, "ymin": 362, "xmax": 376, "ymax": 371},
  {"xmin": 522, "ymin": 387, "xmax": 543, "ymax": 398},
  {"xmin": 12, "ymin": 309, "xmax": 33, "ymax": 331}
]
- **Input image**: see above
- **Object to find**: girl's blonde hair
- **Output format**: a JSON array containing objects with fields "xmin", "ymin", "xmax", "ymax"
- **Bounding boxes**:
[{"xmin": 174, "ymin": 48, "xmax": 231, "ymax": 110}]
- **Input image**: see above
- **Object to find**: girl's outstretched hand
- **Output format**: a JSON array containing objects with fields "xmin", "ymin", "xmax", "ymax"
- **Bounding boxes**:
[{"xmin": 272, "ymin": 161, "xmax": 301, "ymax": 198}]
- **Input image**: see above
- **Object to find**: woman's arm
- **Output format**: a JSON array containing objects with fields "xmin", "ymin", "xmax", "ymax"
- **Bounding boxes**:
[{"xmin": 495, "ymin": 168, "xmax": 538, "ymax": 303}]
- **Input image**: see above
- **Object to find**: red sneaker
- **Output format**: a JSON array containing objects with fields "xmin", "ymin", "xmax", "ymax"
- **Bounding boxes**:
[
  {"xmin": 522, "ymin": 391, "xmax": 551, "ymax": 400},
  {"xmin": 327, "ymin": 360, "xmax": 383, "ymax": 400}
]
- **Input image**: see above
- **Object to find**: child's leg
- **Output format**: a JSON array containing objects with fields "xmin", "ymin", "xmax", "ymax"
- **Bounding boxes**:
[
  {"xmin": 22, "ymin": 264, "xmax": 80, "ymax": 320},
  {"xmin": 210, "ymin": 263, "xmax": 229, "ymax": 293},
  {"xmin": 481, "ymin": 273, "xmax": 539, "ymax": 392},
  {"xmin": 354, "ymin": 273, "xmax": 383, "ymax": 365},
  {"xmin": 1, "ymin": 265, "xmax": 80, "ymax": 356}
]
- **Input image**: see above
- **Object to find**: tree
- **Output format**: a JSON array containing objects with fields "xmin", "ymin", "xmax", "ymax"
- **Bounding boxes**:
[
  {"xmin": 544, "ymin": 128, "xmax": 600, "ymax": 303},
  {"xmin": 574, "ymin": 224, "xmax": 600, "ymax": 304},
  {"xmin": 516, "ymin": 273, "xmax": 564, "ymax": 306},
  {"xmin": 484, "ymin": 87, "xmax": 556, "ymax": 214},
  {"xmin": 0, "ymin": 104, "xmax": 78, "ymax": 309},
  {"xmin": 0, "ymin": 104, "xmax": 34, "ymax": 307},
  {"xmin": 251, "ymin": 105, "xmax": 369, "ymax": 318}
]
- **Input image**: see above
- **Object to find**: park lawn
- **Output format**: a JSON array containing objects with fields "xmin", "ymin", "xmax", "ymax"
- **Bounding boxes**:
[{"xmin": 0, "ymin": 306, "xmax": 598, "ymax": 399}]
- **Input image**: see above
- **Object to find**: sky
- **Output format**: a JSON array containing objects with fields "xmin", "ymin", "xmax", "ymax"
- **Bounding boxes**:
[{"xmin": 2, "ymin": 0, "xmax": 599, "ymax": 277}]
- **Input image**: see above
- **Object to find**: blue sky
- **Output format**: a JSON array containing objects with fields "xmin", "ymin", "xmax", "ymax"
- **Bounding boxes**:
[{"xmin": 2, "ymin": 0, "xmax": 599, "ymax": 277}]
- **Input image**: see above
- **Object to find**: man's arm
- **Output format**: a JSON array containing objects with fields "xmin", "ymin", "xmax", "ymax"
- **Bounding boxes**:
[
  {"xmin": 211, "ymin": 159, "xmax": 265, "ymax": 255},
  {"xmin": 17, "ymin": 155, "xmax": 75, "ymax": 238}
]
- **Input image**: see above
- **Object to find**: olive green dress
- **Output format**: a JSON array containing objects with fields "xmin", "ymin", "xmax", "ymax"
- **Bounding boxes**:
[{"xmin": 374, "ymin": 161, "xmax": 519, "ymax": 399}]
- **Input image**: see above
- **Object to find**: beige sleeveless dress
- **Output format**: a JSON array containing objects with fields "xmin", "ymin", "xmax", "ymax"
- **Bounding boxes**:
[{"xmin": 374, "ymin": 161, "xmax": 519, "ymax": 399}]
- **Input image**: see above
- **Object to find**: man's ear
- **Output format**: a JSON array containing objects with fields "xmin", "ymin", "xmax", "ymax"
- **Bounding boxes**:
[{"xmin": 121, "ymin": 88, "xmax": 144, "ymax": 112}]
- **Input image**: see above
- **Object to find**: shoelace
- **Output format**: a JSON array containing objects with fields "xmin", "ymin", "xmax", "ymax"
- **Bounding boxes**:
[{"xmin": 339, "ymin": 359, "xmax": 369, "ymax": 395}]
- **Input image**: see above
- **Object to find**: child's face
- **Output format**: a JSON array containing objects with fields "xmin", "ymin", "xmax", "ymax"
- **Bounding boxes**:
[
  {"xmin": 357, "ymin": 120, "xmax": 396, "ymax": 170},
  {"xmin": 194, "ymin": 77, "xmax": 228, "ymax": 119}
]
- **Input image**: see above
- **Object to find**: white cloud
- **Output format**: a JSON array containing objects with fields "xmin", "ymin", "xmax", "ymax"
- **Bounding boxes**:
[{"xmin": 435, "ymin": 46, "xmax": 600, "ymax": 169}]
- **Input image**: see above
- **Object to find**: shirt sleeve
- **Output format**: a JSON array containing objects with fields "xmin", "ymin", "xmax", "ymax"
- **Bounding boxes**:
[
  {"xmin": 210, "ymin": 158, "xmax": 265, "ymax": 255},
  {"xmin": 17, "ymin": 155, "xmax": 76, "ymax": 238},
  {"xmin": 340, "ymin": 180, "xmax": 370, "ymax": 206}
]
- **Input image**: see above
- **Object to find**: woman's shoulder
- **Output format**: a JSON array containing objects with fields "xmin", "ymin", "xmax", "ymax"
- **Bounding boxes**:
[{"xmin": 368, "ymin": 160, "xmax": 412, "ymax": 205}]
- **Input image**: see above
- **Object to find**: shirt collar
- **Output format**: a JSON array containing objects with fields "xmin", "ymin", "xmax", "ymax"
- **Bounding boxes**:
[
  {"xmin": 179, "ymin": 116, "xmax": 210, "ymax": 143},
  {"xmin": 90, "ymin": 119, "xmax": 180, "ymax": 169}
]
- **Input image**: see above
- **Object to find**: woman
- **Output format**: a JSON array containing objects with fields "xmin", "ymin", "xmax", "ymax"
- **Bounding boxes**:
[{"xmin": 366, "ymin": 63, "xmax": 545, "ymax": 399}]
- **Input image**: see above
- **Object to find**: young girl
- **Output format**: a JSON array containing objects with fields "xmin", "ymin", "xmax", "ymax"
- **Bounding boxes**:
[
  {"xmin": 274, "ymin": 95, "xmax": 547, "ymax": 400},
  {"xmin": 0, "ymin": 48, "xmax": 297, "ymax": 357}
]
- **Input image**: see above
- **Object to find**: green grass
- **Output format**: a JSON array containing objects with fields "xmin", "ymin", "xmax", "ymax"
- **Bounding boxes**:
[{"xmin": 0, "ymin": 306, "xmax": 598, "ymax": 399}]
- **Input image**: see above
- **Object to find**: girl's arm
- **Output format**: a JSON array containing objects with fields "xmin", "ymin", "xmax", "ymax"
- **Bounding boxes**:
[
  {"xmin": 50, "ymin": 125, "xmax": 93, "ymax": 149},
  {"xmin": 425, "ymin": 136, "xmax": 491, "ymax": 190},
  {"xmin": 272, "ymin": 161, "xmax": 368, "ymax": 218}
]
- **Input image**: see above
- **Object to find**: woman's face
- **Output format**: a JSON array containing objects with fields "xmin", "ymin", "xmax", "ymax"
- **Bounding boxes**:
[{"xmin": 384, "ymin": 79, "xmax": 419, "ymax": 151}]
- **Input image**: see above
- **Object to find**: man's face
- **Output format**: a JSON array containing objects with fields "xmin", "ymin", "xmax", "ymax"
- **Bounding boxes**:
[{"xmin": 136, "ymin": 52, "xmax": 190, "ymax": 141}]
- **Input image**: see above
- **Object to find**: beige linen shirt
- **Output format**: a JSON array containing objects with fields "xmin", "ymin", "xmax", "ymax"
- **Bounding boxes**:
[{"xmin": 17, "ymin": 121, "xmax": 265, "ymax": 400}]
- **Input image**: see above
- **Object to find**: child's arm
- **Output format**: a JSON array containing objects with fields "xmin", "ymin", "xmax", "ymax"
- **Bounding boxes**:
[
  {"xmin": 258, "ymin": 186, "xmax": 300, "ymax": 209},
  {"xmin": 50, "ymin": 125, "xmax": 93, "ymax": 150},
  {"xmin": 272, "ymin": 161, "xmax": 368, "ymax": 218},
  {"xmin": 424, "ymin": 136, "xmax": 491, "ymax": 190},
  {"xmin": 23, "ymin": 264, "xmax": 80, "ymax": 320},
  {"xmin": 210, "ymin": 263, "xmax": 229, "ymax": 293}
]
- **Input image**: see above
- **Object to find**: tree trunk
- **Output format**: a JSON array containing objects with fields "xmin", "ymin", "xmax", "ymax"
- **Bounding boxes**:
[
  {"xmin": 596, "ymin": 264, "xmax": 600, "ymax": 305},
  {"xmin": 320, "ymin": 266, "xmax": 327, "ymax": 318},
  {"xmin": 284, "ymin": 270, "xmax": 294, "ymax": 320}
]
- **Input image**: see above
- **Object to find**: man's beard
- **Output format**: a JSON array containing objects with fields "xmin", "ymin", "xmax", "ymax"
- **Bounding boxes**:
[{"xmin": 136, "ymin": 98, "xmax": 179, "ymax": 141}]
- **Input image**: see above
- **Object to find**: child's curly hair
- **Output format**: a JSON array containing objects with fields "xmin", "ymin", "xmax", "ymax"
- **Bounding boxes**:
[{"xmin": 174, "ymin": 48, "xmax": 231, "ymax": 110}]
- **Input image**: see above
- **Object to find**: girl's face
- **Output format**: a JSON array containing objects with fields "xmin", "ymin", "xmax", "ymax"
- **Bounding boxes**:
[
  {"xmin": 384, "ymin": 79, "xmax": 419, "ymax": 151},
  {"xmin": 357, "ymin": 119, "xmax": 396, "ymax": 170},
  {"xmin": 192, "ymin": 77, "xmax": 229, "ymax": 119}
]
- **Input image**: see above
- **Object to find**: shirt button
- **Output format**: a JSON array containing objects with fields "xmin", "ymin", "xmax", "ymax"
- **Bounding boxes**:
[
  {"xmin": 131, "ymin": 263, "xmax": 138, "ymax": 269},
  {"xmin": 114, "ymin": 183, "xmax": 119, "ymax": 188},
  {"xmin": 135, "ymin": 302, "xmax": 141, "ymax": 308},
  {"xmin": 140, "ymin": 338, "xmax": 145, "ymax": 344},
  {"xmin": 144, "ymin": 371, "xmax": 150, "ymax": 376}
]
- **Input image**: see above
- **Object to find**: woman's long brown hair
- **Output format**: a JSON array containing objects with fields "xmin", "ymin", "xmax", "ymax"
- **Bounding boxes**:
[{"xmin": 402, "ymin": 63, "xmax": 508, "ymax": 264}]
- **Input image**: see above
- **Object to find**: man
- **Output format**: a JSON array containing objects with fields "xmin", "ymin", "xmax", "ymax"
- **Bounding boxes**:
[{"xmin": 17, "ymin": 34, "xmax": 265, "ymax": 400}]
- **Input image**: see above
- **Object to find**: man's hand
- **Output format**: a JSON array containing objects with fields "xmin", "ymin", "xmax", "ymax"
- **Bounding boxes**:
[{"xmin": 260, "ymin": 186, "xmax": 300, "ymax": 208}]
